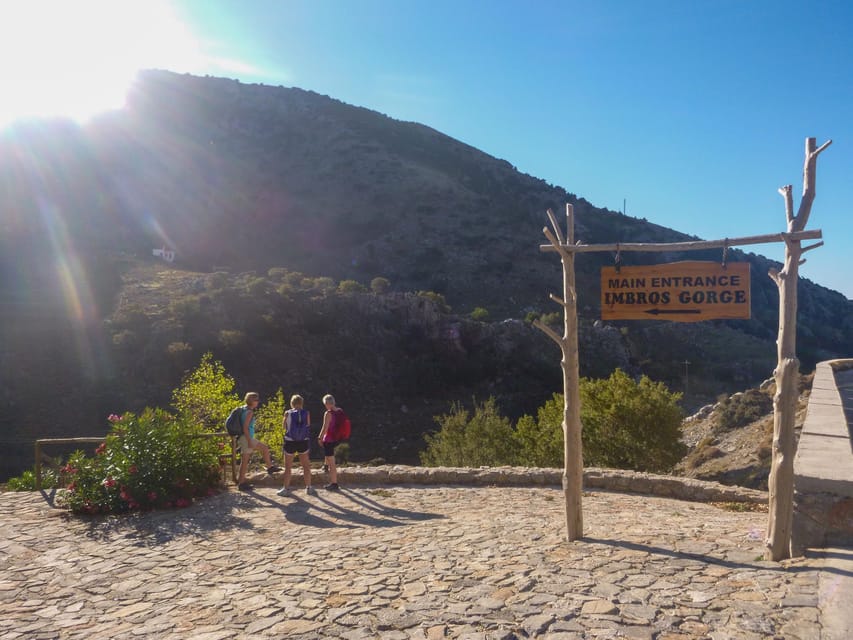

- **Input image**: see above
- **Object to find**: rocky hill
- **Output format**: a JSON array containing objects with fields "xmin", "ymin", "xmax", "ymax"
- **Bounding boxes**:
[{"xmin": 1, "ymin": 70, "xmax": 851, "ymax": 479}]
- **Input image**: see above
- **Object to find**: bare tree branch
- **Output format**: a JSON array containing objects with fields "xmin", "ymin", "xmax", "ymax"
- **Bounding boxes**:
[
  {"xmin": 533, "ymin": 319, "xmax": 563, "ymax": 348},
  {"xmin": 549, "ymin": 293, "xmax": 567, "ymax": 308},
  {"xmin": 768, "ymin": 268, "xmax": 782, "ymax": 286},
  {"xmin": 778, "ymin": 185, "xmax": 794, "ymax": 225},
  {"xmin": 811, "ymin": 139, "xmax": 833, "ymax": 160},
  {"xmin": 801, "ymin": 241, "xmax": 824, "ymax": 254},
  {"xmin": 546, "ymin": 209, "xmax": 565, "ymax": 246},
  {"xmin": 543, "ymin": 227, "xmax": 572, "ymax": 262}
]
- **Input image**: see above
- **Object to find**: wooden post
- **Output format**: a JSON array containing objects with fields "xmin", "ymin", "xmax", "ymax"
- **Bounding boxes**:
[
  {"xmin": 35, "ymin": 441, "xmax": 42, "ymax": 491},
  {"xmin": 535, "ymin": 204, "xmax": 583, "ymax": 541},
  {"xmin": 765, "ymin": 137, "xmax": 831, "ymax": 561}
]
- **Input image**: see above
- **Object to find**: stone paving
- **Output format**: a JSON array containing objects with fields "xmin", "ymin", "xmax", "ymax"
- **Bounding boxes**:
[{"xmin": 0, "ymin": 485, "xmax": 828, "ymax": 639}]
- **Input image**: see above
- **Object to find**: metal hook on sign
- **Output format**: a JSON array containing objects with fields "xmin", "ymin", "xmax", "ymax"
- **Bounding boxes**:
[
  {"xmin": 615, "ymin": 243, "xmax": 622, "ymax": 274},
  {"xmin": 721, "ymin": 239, "xmax": 729, "ymax": 270}
]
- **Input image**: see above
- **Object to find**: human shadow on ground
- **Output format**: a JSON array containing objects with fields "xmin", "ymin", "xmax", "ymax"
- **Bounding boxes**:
[
  {"xmin": 583, "ymin": 536, "xmax": 825, "ymax": 574},
  {"xmin": 80, "ymin": 491, "xmax": 256, "ymax": 547},
  {"xmin": 242, "ymin": 488, "xmax": 443, "ymax": 529},
  {"xmin": 338, "ymin": 487, "xmax": 445, "ymax": 522}
]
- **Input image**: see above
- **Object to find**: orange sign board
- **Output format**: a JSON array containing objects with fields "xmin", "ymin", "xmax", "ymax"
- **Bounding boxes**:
[{"xmin": 601, "ymin": 261, "xmax": 750, "ymax": 322}]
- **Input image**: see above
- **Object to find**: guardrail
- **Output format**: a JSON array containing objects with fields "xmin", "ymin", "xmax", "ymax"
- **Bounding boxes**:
[{"xmin": 34, "ymin": 432, "xmax": 238, "ymax": 490}]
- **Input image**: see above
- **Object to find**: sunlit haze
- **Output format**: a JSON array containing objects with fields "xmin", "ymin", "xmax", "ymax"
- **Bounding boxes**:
[{"xmin": 0, "ymin": 0, "xmax": 204, "ymax": 126}]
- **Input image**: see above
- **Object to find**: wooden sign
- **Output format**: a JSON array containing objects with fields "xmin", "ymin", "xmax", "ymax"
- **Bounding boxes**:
[{"xmin": 601, "ymin": 261, "xmax": 750, "ymax": 322}]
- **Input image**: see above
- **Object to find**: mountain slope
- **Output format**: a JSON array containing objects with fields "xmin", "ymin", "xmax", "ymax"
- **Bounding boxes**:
[{"xmin": 1, "ymin": 70, "xmax": 851, "ymax": 479}]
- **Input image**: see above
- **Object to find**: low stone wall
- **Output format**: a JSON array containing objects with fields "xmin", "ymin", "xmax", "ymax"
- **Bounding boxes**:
[
  {"xmin": 250, "ymin": 464, "xmax": 767, "ymax": 504},
  {"xmin": 793, "ymin": 358, "xmax": 853, "ymax": 553}
]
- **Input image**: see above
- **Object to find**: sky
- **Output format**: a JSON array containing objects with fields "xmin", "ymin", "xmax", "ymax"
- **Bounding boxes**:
[{"xmin": 2, "ymin": 0, "xmax": 851, "ymax": 299}]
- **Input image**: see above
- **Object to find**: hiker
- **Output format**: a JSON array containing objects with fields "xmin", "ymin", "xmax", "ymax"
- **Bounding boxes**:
[
  {"xmin": 277, "ymin": 394, "xmax": 314, "ymax": 496},
  {"xmin": 317, "ymin": 394, "xmax": 348, "ymax": 491},
  {"xmin": 236, "ymin": 392, "xmax": 282, "ymax": 491}
]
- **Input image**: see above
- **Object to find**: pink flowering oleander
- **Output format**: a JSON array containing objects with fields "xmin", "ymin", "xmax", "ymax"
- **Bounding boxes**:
[{"xmin": 107, "ymin": 414, "xmax": 121, "ymax": 423}]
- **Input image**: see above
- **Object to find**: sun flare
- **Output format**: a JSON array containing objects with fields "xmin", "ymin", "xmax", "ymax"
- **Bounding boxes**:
[{"xmin": 0, "ymin": 0, "xmax": 203, "ymax": 128}]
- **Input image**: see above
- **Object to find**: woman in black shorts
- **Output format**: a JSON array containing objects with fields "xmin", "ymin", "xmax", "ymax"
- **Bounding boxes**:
[{"xmin": 277, "ymin": 395, "xmax": 314, "ymax": 496}]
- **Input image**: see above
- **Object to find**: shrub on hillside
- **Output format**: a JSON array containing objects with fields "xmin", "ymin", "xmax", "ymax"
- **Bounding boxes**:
[
  {"xmin": 59, "ymin": 410, "xmax": 221, "ymax": 514},
  {"xmin": 716, "ymin": 389, "xmax": 773, "ymax": 430},
  {"xmin": 417, "ymin": 290, "xmax": 450, "ymax": 313},
  {"xmin": 370, "ymin": 277, "xmax": 391, "ymax": 294},
  {"xmin": 515, "ymin": 393, "xmax": 564, "ymax": 467},
  {"xmin": 421, "ymin": 370, "xmax": 685, "ymax": 473},
  {"xmin": 470, "ymin": 307, "xmax": 489, "ymax": 322},
  {"xmin": 218, "ymin": 329, "xmax": 246, "ymax": 348},
  {"xmin": 420, "ymin": 398, "xmax": 518, "ymax": 467},
  {"xmin": 338, "ymin": 279, "xmax": 367, "ymax": 294},
  {"xmin": 580, "ymin": 369, "xmax": 685, "ymax": 472}
]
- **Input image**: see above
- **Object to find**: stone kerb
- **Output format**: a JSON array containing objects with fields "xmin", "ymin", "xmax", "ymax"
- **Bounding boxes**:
[
  {"xmin": 249, "ymin": 464, "xmax": 767, "ymax": 504},
  {"xmin": 793, "ymin": 358, "xmax": 853, "ymax": 551}
]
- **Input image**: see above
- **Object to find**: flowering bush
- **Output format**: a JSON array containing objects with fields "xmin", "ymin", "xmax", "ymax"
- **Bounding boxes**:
[{"xmin": 60, "ymin": 409, "xmax": 222, "ymax": 514}]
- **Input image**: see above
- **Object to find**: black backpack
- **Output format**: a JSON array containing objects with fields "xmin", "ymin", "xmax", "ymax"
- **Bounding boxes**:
[{"xmin": 225, "ymin": 406, "xmax": 245, "ymax": 437}]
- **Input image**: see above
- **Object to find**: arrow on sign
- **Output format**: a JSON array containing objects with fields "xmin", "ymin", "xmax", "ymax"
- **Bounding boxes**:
[{"xmin": 644, "ymin": 308, "xmax": 702, "ymax": 316}]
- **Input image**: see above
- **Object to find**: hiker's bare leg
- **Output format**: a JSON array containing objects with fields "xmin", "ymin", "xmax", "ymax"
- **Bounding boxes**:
[
  {"xmin": 238, "ymin": 451, "xmax": 250, "ymax": 484},
  {"xmin": 256, "ymin": 441, "xmax": 272, "ymax": 467},
  {"xmin": 299, "ymin": 451, "xmax": 312, "ymax": 487},
  {"xmin": 325, "ymin": 455, "xmax": 338, "ymax": 484},
  {"xmin": 283, "ymin": 453, "xmax": 294, "ymax": 489}
]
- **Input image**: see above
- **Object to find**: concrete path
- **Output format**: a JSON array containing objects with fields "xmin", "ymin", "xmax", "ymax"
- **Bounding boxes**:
[{"xmin": 0, "ymin": 485, "xmax": 837, "ymax": 639}]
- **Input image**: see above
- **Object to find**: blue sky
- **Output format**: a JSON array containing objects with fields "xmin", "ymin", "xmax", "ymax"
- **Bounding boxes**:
[{"xmin": 4, "ymin": 0, "xmax": 851, "ymax": 298}]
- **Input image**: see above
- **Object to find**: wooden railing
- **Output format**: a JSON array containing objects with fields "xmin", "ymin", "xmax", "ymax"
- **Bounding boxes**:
[{"xmin": 34, "ymin": 432, "xmax": 238, "ymax": 490}]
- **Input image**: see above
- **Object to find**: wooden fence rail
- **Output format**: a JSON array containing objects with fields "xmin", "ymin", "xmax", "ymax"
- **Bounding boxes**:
[{"xmin": 34, "ymin": 432, "xmax": 238, "ymax": 490}]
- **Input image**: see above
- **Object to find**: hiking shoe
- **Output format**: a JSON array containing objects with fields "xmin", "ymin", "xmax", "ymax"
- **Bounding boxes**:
[
  {"xmin": 267, "ymin": 465, "xmax": 283, "ymax": 475},
  {"xmin": 238, "ymin": 482, "xmax": 253, "ymax": 492},
  {"xmin": 276, "ymin": 486, "xmax": 291, "ymax": 497},
  {"xmin": 305, "ymin": 486, "xmax": 316, "ymax": 495},
  {"xmin": 324, "ymin": 483, "xmax": 340, "ymax": 491}
]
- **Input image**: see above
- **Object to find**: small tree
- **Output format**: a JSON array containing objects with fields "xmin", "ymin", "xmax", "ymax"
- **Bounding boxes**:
[
  {"xmin": 338, "ymin": 279, "xmax": 367, "ymax": 294},
  {"xmin": 420, "ymin": 398, "xmax": 518, "ymax": 467},
  {"xmin": 580, "ymin": 369, "xmax": 685, "ymax": 472},
  {"xmin": 470, "ymin": 307, "xmax": 489, "ymax": 321},
  {"xmin": 172, "ymin": 352, "xmax": 239, "ymax": 431},
  {"xmin": 254, "ymin": 388, "xmax": 287, "ymax": 455},
  {"xmin": 370, "ymin": 277, "xmax": 391, "ymax": 294},
  {"xmin": 516, "ymin": 393, "xmax": 564, "ymax": 467}
]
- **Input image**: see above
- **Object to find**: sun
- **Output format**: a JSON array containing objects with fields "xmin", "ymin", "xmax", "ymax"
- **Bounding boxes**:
[{"xmin": 0, "ymin": 0, "xmax": 203, "ymax": 128}]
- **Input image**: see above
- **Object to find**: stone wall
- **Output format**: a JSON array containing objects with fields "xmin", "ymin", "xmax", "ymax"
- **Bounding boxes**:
[{"xmin": 251, "ymin": 464, "xmax": 767, "ymax": 504}]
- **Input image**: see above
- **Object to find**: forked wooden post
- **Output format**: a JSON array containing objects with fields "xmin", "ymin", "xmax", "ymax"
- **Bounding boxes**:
[
  {"xmin": 765, "ymin": 136, "xmax": 831, "ymax": 561},
  {"xmin": 534, "ymin": 204, "xmax": 583, "ymax": 540}
]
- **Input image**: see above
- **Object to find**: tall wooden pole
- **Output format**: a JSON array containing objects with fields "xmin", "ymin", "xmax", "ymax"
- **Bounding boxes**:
[
  {"xmin": 535, "ymin": 204, "xmax": 583, "ymax": 540},
  {"xmin": 765, "ymin": 137, "xmax": 831, "ymax": 561}
]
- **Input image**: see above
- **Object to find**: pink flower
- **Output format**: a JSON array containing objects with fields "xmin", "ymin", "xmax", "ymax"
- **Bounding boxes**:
[
  {"xmin": 147, "ymin": 491, "xmax": 158, "ymax": 502},
  {"xmin": 67, "ymin": 482, "xmax": 76, "ymax": 491},
  {"xmin": 95, "ymin": 443, "xmax": 106, "ymax": 455},
  {"xmin": 175, "ymin": 498, "xmax": 190, "ymax": 508},
  {"xmin": 128, "ymin": 501, "xmax": 140, "ymax": 510},
  {"xmin": 107, "ymin": 414, "xmax": 121, "ymax": 423},
  {"xmin": 61, "ymin": 464, "xmax": 77, "ymax": 474},
  {"xmin": 102, "ymin": 477, "xmax": 116, "ymax": 488},
  {"xmin": 128, "ymin": 465, "xmax": 138, "ymax": 475}
]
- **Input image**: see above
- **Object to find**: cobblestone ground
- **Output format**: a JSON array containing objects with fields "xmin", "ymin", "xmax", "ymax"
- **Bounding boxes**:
[{"xmin": 0, "ymin": 487, "xmax": 823, "ymax": 639}]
